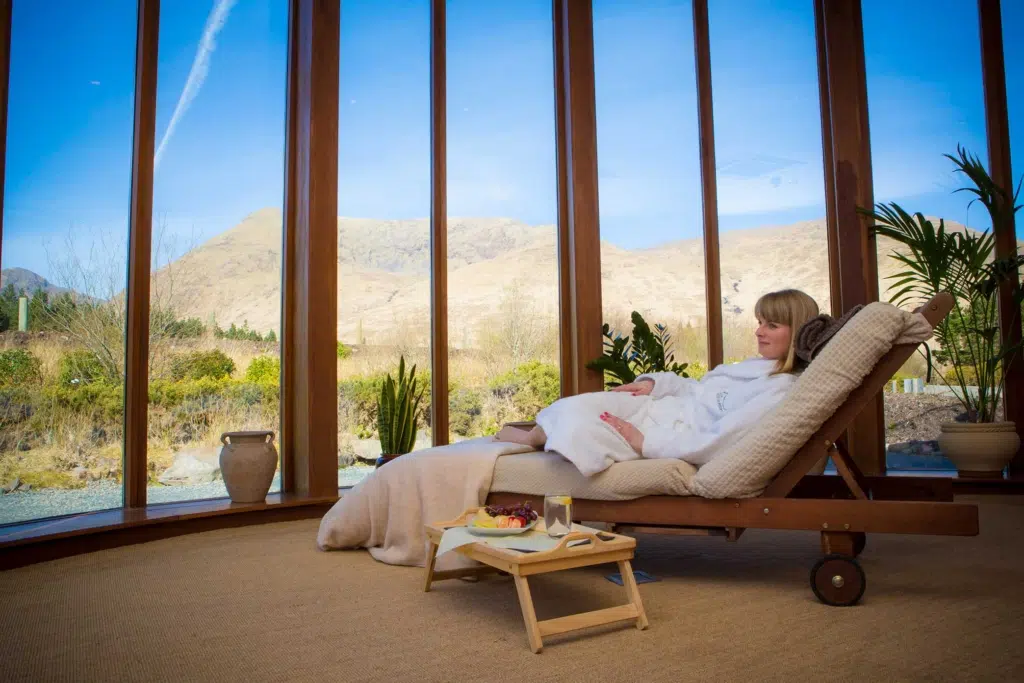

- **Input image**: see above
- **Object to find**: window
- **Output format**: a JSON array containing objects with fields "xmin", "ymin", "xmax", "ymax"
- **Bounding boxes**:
[
  {"xmin": 446, "ymin": 0, "xmax": 560, "ymax": 441},
  {"xmin": 863, "ymin": 0, "xmax": 987, "ymax": 470},
  {"xmin": 337, "ymin": 0, "xmax": 431, "ymax": 484},
  {"xmin": 0, "ymin": 3, "xmax": 137, "ymax": 525},
  {"xmin": 593, "ymin": 0, "xmax": 708, "ymax": 381},
  {"xmin": 147, "ymin": 1, "xmax": 287, "ymax": 503},
  {"xmin": 708, "ymin": 0, "xmax": 830, "ymax": 362}
]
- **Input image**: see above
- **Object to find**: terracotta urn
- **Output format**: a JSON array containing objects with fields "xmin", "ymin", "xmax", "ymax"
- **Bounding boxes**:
[
  {"xmin": 938, "ymin": 421, "xmax": 1020, "ymax": 479},
  {"xmin": 219, "ymin": 430, "xmax": 278, "ymax": 503}
]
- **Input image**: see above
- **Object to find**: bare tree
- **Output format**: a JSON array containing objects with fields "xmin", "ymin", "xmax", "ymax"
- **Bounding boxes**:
[
  {"xmin": 478, "ymin": 279, "xmax": 558, "ymax": 367},
  {"xmin": 41, "ymin": 218, "xmax": 201, "ymax": 382}
]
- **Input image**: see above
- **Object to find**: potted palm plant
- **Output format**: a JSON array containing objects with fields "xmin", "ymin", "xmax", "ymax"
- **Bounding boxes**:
[
  {"xmin": 861, "ymin": 145, "xmax": 1023, "ymax": 477},
  {"xmin": 375, "ymin": 355, "xmax": 425, "ymax": 468}
]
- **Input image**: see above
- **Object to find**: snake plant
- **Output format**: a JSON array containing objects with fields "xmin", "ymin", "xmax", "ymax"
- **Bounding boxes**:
[{"xmin": 377, "ymin": 356, "xmax": 425, "ymax": 455}]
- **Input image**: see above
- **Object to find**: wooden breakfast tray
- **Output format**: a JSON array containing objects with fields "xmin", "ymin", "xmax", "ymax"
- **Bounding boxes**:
[{"xmin": 424, "ymin": 507, "xmax": 648, "ymax": 653}]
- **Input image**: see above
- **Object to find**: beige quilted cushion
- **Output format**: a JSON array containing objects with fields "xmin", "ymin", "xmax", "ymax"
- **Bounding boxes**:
[
  {"xmin": 491, "ymin": 451, "xmax": 697, "ymax": 500},
  {"xmin": 689, "ymin": 301, "xmax": 933, "ymax": 498}
]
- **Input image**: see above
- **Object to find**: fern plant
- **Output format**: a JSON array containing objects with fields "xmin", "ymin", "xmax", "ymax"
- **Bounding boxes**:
[
  {"xmin": 586, "ymin": 311, "xmax": 690, "ymax": 389},
  {"xmin": 377, "ymin": 355, "xmax": 425, "ymax": 455}
]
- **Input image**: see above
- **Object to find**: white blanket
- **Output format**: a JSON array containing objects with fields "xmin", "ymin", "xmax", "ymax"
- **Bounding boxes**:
[
  {"xmin": 316, "ymin": 437, "xmax": 534, "ymax": 568},
  {"xmin": 535, "ymin": 358, "xmax": 796, "ymax": 475}
]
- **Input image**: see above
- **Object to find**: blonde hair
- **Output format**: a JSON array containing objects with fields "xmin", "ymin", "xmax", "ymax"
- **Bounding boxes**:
[{"xmin": 754, "ymin": 289, "xmax": 820, "ymax": 374}]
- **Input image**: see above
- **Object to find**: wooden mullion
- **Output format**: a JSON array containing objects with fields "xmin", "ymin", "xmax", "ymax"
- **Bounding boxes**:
[
  {"xmin": 0, "ymin": 0, "xmax": 10, "ymax": 270},
  {"xmin": 692, "ymin": 0, "xmax": 723, "ymax": 368},
  {"xmin": 280, "ymin": 0, "xmax": 299, "ymax": 494},
  {"xmin": 817, "ymin": 0, "xmax": 885, "ymax": 475},
  {"xmin": 814, "ymin": 0, "xmax": 841, "ymax": 317},
  {"xmin": 124, "ymin": 0, "xmax": 160, "ymax": 509},
  {"xmin": 556, "ymin": 0, "xmax": 603, "ymax": 395},
  {"xmin": 281, "ymin": 0, "xmax": 339, "ymax": 498},
  {"xmin": 978, "ymin": 0, "xmax": 1023, "ymax": 476},
  {"xmin": 552, "ymin": 0, "xmax": 573, "ymax": 398},
  {"xmin": 430, "ymin": 0, "xmax": 449, "ymax": 444}
]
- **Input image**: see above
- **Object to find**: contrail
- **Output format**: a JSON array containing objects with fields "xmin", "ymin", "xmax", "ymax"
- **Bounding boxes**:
[{"xmin": 154, "ymin": 0, "xmax": 238, "ymax": 170}]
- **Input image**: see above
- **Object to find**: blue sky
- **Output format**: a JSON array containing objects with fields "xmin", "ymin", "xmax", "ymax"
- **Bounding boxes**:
[{"xmin": 2, "ymin": 0, "xmax": 1021, "ymax": 283}]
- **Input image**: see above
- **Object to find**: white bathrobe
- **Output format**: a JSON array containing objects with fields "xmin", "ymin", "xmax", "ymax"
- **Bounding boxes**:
[{"xmin": 533, "ymin": 358, "xmax": 797, "ymax": 476}]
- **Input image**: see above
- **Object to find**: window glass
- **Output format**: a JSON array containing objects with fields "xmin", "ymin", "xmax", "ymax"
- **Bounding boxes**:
[{"xmin": 1, "ymin": 2, "xmax": 137, "ymax": 525}]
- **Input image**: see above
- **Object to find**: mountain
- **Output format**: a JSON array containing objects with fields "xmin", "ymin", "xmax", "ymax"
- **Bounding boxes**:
[
  {"xmin": 0, "ymin": 267, "xmax": 85, "ymax": 300},
  {"xmin": 149, "ymin": 208, "xmax": 1014, "ymax": 347}
]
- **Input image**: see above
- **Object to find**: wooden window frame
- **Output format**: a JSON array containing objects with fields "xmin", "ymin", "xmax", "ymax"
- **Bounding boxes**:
[
  {"xmin": 3, "ymin": 0, "xmax": 1023, "ymax": 566},
  {"xmin": 978, "ymin": 0, "xmax": 1023, "ymax": 476},
  {"xmin": 692, "ymin": 0, "xmax": 723, "ymax": 368}
]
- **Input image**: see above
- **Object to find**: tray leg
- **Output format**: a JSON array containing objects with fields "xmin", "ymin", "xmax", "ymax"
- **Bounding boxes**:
[
  {"xmin": 423, "ymin": 542, "xmax": 439, "ymax": 592},
  {"xmin": 617, "ymin": 560, "xmax": 649, "ymax": 630},
  {"xmin": 514, "ymin": 575, "xmax": 544, "ymax": 654}
]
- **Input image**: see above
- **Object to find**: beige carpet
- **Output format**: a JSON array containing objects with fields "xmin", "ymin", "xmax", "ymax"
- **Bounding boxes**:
[{"xmin": 2, "ymin": 496, "xmax": 1023, "ymax": 683}]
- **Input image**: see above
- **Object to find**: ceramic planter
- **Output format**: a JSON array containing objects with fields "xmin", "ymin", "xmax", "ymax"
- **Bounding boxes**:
[
  {"xmin": 938, "ymin": 421, "xmax": 1020, "ymax": 478},
  {"xmin": 219, "ymin": 430, "xmax": 278, "ymax": 503}
]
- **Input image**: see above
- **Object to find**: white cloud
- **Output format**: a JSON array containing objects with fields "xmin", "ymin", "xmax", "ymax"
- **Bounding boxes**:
[{"xmin": 154, "ymin": 0, "xmax": 238, "ymax": 170}]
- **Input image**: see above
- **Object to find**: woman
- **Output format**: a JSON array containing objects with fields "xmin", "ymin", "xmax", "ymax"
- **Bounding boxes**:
[{"xmin": 495, "ymin": 289, "xmax": 820, "ymax": 476}]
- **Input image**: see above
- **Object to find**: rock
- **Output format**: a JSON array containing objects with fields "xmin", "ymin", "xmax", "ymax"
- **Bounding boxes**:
[
  {"xmin": 17, "ymin": 482, "xmax": 31, "ymax": 491},
  {"xmin": 2, "ymin": 478, "xmax": 19, "ymax": 494},
  {"xmin": 158, "ymin": 446, "xmax": 223, "ymax": 485},
  {"xmin": 342, "ymin": 432, "xmax": 437, "ymax": 467},
  {"xmin": 16, "ymin": 440, "xmax": 31, "ymax": 452},
  {"xmin": 71, "ymin": 466, "xmax": 89, "ymax": 481}
]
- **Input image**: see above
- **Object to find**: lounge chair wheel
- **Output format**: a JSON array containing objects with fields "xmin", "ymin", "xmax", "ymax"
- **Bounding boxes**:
[{"xmin": 810, "ymin": 554, "xmax": 866, "ymax": 607}]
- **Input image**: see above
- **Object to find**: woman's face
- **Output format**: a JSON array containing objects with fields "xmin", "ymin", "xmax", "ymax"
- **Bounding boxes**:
[{"xmin": 755, "ymin": 317, "xmax": 792, "ymax": 360}]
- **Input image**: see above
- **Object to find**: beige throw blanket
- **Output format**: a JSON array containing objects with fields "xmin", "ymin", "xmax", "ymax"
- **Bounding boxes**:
[{"xmin": 316, "ymin": 437, "xmax": 535, "ymax": 568}]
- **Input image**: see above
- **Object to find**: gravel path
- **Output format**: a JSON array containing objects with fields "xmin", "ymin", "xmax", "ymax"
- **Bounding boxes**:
[{"xmin": 0, "ymin": 466, "xmax": 374, "ymax": 527}]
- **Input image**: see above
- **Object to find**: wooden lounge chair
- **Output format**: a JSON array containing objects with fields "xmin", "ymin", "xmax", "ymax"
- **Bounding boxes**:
[{"xmin": 486, "ymin": 293, "xmax": 980, "ymax": 606}]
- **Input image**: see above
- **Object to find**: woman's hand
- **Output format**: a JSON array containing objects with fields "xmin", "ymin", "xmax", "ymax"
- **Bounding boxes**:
[
  {"xmin": 611, "ymin": 379, "xmax": 654, "ymax": 396},
  {"xmin": 600, "ymin": 412, "xmax": 644, "ymax": 454}
]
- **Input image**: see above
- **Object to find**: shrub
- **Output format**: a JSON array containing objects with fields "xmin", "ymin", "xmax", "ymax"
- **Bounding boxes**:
[
  {"xmin": 943, "ymin": 366, "xmax": 989, "ymax": 386},
  {"xmin": 149, "ymin": 376, "xmax": 229, "ymax": 408},
  {"xmin": 44, "ymin": 382, "xmax": 124, "ymax": 422},
  {"xmin": 19, "ymin": 470, "xmax": 86, "ymax": 490},
  {"xmin": 57, "ymin": 350, "xmax": 109, "ymax": 386},
  {"xmin": 245, "ymin": 355, "xmax": 280, "ymax": 385},
  {"xmin": 0, "ymin": 386, "xmax": 35, "ymax": 431},
  {"xmin": 686, "ymin": 361, "xmax": 708, "ymax": 380},
  {"xmin": 337, "ymin": 342, "xmax": 352, "ymax": 359},
  {"xmin": 489, "ymin": 361, "xmax": 559, "ymax": 420},
  {"xmin": 170, "ymin": 349, "xmax": 235, "ymax": 381},
  {"xmin": 226, "ymin": 381, "xmax": 279, "ymax": 407},
  {"xmin": 0, "ymin": 349, "xmax": 43, "ymax": 387},
  {"xmin": 338, "ymin": 369, "xmax": 432, "ymax": 436},
  {"xmin": 449, "ymin": 387, "xmax": 484, "ymax": 436},
  {"xmin": 166, "ymin": 317, "xmax": 206, "ymax": 339}
]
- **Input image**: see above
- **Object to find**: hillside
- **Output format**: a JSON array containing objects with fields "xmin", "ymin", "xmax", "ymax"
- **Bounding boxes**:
[
  {"xmin": 144, "ymin": 208, "xmax": 1003, "ymax": 346},
  {"xmin": 0, "ymin": 267, "xmax": 86, "ymax": 300}
]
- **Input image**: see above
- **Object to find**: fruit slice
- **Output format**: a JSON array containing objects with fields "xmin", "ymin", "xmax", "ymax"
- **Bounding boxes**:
[{"xmin": 473, "ymin": 509, "xmax": 497, "ymax": 528}]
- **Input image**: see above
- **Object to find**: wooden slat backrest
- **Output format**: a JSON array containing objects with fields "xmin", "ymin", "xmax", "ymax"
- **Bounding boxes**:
[{"xmin": 762, "ymin": 293, "xmax": 953, "ymax": 498}]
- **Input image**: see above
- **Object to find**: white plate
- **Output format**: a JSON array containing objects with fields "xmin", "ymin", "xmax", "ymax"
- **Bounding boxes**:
[{"xmin": 466, "ymin": 518, "xmax": 538, "ymax": 536}]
